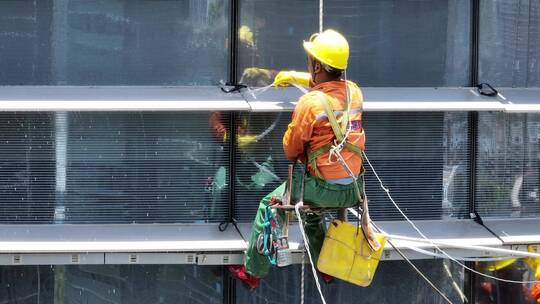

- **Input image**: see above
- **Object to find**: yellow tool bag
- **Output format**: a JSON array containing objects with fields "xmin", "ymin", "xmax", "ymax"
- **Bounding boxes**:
[{"xmin": 317, "ymin": 219, "xmax": 386, "ymax": 287}]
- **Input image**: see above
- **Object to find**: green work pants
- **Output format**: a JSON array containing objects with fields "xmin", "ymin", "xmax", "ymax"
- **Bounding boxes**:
[{"xmin": 244, "ymin": 173, "xmax": 363, "ymax": 278}]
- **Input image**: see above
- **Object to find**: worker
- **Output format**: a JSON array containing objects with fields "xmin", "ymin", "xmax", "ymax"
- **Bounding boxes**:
[{"xmin": 228, "ymin": 29, "xmax": 368, "ymax": 289}]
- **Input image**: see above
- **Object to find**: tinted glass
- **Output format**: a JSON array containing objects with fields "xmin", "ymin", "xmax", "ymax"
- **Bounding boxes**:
[
  {"xmin": 0, "ymin": 265, "xmax": 223, "ymax": 304},
  {"xmin": 234, "ymin": 112, "xmax": 470, "ymax": 221},
  {"xmin": 0, "ymin": 0, "xmax": 229, "ymax": 85},
  {"xmin": 0, "ymin": 113, "xmax": 55, "ymax": 223},
  {"xmin": 475, "ymin": 259, "xmax": 538, "ymax": 304},
  {"xmin": 238, "ymin": 0, "xmax": 470, "ymax": 87},
  {"xmin": 62, "ymin": 112, "xmax": 230, "ymax": 223},
  {"xmin": 476, "ymin": 113, "xmax": 540, "ymax": 218},
  {"xmin": 0, "ymin": 112, "xmax": 229, "ymax": 224},
  {"xmin": 479, "ymin": 0, "xmax": 540, "ymax": 87},
  {"xmin": 236, "ymin": 260, "xmax": 464, "ymax": 303}
]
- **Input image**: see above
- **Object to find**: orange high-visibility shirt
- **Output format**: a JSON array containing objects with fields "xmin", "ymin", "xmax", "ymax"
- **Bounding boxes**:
[{"xmin": 283, "ymin": 80, "xmax": 365, "ymax": 180}]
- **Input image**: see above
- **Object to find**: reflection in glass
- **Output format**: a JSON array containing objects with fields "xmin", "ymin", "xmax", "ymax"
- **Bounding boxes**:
[
  {"xmin": 0, "ymin": 113, "xmax": 55, "ymax": 223},
  {"xmin": 238, "ymin": 0, "xmax": 470, "ymax": 87},
  {"xmin": 475, "ymin": 258, "xmax": 539, "ymax": 304},
  {"xmin": 236, "ymin": 259, "xmax": 464, "ymax": 304},
  {"xmin": 234, "ymin": 112, "xmax": 470, "ymax": 222},
  {"xmin": 477, "ymin": 113, "xmax": 540, "ymax": 218},
  {"xmin": 0, "ymin": 0, "xmax": 229, "ymax": 85},
  {"xmin": 0, "ymin": 265, "xmax": 222, "ymax": 304},
  {"xmin": 234, "ymin": 113, "xmax": 288, "ymax": 221},
  {"xmin": 479, "ymin": 0, "xmax": 540, "ymax": 87},
  {"xmin": 62, "ymin": 112, "xmax": 230, "ymax": 223}
]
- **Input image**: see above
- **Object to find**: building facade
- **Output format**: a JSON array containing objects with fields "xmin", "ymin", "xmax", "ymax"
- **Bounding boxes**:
[{"xmin": 0, "ymin": 0, "xmax": 539, "ymax": 303}]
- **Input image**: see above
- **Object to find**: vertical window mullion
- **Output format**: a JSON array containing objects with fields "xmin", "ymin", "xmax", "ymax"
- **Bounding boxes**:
[{"xmin": 465, "ymin": 0, "xmax": 481, "ymax": 302}]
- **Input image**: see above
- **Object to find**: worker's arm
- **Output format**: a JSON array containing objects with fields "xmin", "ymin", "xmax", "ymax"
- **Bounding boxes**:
[
  {"xmin": 283, "ymin": 95, "xmax": 315, "ymax": 161},
  {"xmin": 273, "ymin": 71, "xmax": 311, "ymax": 87},
  {"xmin": 209, "ymin": 112, "xmax": 227, "ymax": 142}
]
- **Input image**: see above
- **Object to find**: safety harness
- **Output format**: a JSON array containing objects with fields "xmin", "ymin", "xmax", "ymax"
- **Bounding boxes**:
[
  {"xmin": 306, "ymin": 87, "xmax": 363, "ymax": 180},
  {"xmin": 306, "ymin": 88, "xmax": 381, "ymax": 252}
]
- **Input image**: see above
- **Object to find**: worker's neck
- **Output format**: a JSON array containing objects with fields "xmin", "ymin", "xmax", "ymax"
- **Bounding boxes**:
[{"xmin": 312, "ymin": 76, "xmax": 342, "ymax": 86}]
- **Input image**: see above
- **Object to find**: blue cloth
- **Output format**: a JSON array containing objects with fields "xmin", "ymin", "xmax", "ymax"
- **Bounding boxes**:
[{"xmin": 326, "ymin": 177, "xmax": 354, "ymax": 185}]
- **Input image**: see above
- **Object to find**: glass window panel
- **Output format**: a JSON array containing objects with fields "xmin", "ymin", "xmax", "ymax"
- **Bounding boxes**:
[
  {"xmin": 238, "ymin": 0, "xmax": 470, "ymax": 87},
  {"xmin": 0, "ymin": 112, "xmax": 229, "ymax": 224},
  {"xmin": 62, "ymin": 112, "xmax": 230, "ymax": 224},
  {"xmin": 0, "ymin": 265, "xmax": 223, "ymax": 304},
  {"xmin": 0, "ymin": 0, "xmax": 229, "ymax": 85},
  {"xmin": 234, "ymin": 112, "xmax": 290, "ymax": 221},
  {"xmin": 479, "ymin": 0, "xmax": 540, "ymax": 87},
  {"xmin": 236, "ymin": 260, "xmax": 464, "ymax": 303},
  {"xmin": 475, "ymin": 259, "xmax": 538, "ymax": 304},
  {"xmin": 234, "ymin": 112, "xmax": 470, "ymax": 222},
  {"xmin": 0, "ymin": 113, "xmax": 55, "ymax": 223},
  {"xmin": 476, "ymin": 113, "xmax": 540, "ymax": 218}
]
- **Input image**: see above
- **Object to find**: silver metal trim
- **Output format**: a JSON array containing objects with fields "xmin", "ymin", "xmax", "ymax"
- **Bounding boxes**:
[
  {"xmin": 245, "ymin": 87, "xmax": 508, "ymax": 112},
  {"xmin": 0, "ymin": 86, "xmax": 249, "ymax": 111}
]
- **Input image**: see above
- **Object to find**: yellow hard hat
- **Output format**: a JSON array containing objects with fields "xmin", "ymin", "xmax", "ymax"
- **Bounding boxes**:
[{"xmin": 303, "ymin": 29, "xmax": 349, "ymax": 70}]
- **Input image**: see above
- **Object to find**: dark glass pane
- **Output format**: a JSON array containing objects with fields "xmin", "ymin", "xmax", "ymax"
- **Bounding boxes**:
[
  {"xmin": 476, "ymin": 113, "xmax": 540, "ymax": 218},
  {"xmin": 0, "ymin": 0, "xmax": 229, "ymax": 85},
  {"xmin": 0, "ymin": 113, "xmax": 55, "ymax": 223},
  {"xmin": 475, "ymin": 259, "xmax": 538, "ymax": 304},
  {"xmin": 238, "ymin": 0, "xmax": 470, "ymax": 87},
  {"xmin": 0, "ymin": 265, "xmax": 223, "ymax": 304},
  {"xmin": 235, "ymin": 112, "xmax": 469, "ymax": 222},
  {"xmin": 479, "ymin": 0, "xmax": 540, "ymax": 87},
  {"xmin": 234, "ymin": 112, "xmax": 290, "ymax": 221},
  {"xmin": 61, "ymin": 112, "xmax": 229, "ymax": 223},
  {"xmin": 236, "ymin": 260, "xmax": 464, "ymax": 304}
]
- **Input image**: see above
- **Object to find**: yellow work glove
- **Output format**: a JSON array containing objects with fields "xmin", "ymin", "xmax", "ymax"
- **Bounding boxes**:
[
  {"xmin": 273, "ymin": 71, "xmax": 311, "ymax": 87},
  {"xmin": 237, "ymin": 134, "xmax": 258, "ymax": 147}
]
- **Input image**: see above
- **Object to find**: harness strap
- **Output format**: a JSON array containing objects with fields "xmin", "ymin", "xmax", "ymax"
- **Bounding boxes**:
[{"xmin": 307, "ymin": 90, "xmax": 361, "ymax": 179}]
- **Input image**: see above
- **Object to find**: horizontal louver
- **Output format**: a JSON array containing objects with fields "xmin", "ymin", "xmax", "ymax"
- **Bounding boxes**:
[
  {"xmin": 476, "ymin": 112, "xmax": 540, "ymax": 218},
  {"xmin": 234, "ymin": 112, "xmax": 289, "ymax": 221},
  {"xmin": 0, "ymin": 112, "xmax": 230, "ymax": 224},
  {"xmin": 235, "ymin": 112, "xmax": 470, "ymax": 222},
  {"xmin": 0, "ymin": 113, "xmax": 55, "ymax": 223},
  {"xmin": 363, "ymin": 112, "xmax": 469, "ymax": 220}
]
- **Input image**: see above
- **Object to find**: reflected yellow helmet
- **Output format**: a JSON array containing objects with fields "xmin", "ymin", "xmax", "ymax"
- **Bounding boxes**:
[{"xmin": 303, "ymin": 29, "xmax": 349, "ymax": 70}]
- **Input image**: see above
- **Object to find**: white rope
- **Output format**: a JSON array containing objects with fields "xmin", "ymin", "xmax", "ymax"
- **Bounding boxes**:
[
  {"xmin": 404, "ymin": 245, "xmax": 519, "ymax": 262},
  {"xmin": 319, "ymin": 0, "xmax": 323, "ymax": 33},
  {"xmin": 383, "ymin": 233, "xmax": 540, "ymax": 259},
  {"xmin": 295, "ymin": 202, "xmax": 327, "ymax": 304},
  {"xmin": 361, "ymin": 151, "xmax": 540, "ymax": 284},
  {"xmin": 300, "ymin": 248, "xmax": 305, "ymax": 304}
]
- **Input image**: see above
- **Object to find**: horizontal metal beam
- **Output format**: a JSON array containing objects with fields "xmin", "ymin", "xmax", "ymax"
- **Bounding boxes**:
[
  {"xmin": 244, "ymin": 87, "xmax": 510, "ymax": 112},
  {"xmin": 0, "ymin": 86, "xmax": 537, "ymax": 112},
  {"xmin": 0, "ymin": 86, "xmax": 249, "ymax": 111},
  {"xmin": 0, "ymin": 220, "xmax": 535, "ymax": 265}
]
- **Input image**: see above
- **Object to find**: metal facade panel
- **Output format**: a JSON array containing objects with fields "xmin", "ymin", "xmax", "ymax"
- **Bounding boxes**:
[
  {"xmin": 0, "ymin": 86, "xmax": 248, "ymax": 111},
  {"xmin": 483, "ymin": 218, "xmax": 540, "ymax": 245},
  {"xmin": 244, "ymin": 87, "xmax": 505, "ymax": 112}
]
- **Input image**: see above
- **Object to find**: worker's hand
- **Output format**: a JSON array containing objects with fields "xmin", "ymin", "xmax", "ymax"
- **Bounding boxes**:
[
  {"xmin": 237, "ymin": 134, "xmax": 258, "ymax": 147},
  {"xmin": 240, "ymin": 68, "xmax": 273, "ymax": 87},
  {"xmin": 273, "ymin": 71, "xmax": 311, "ymax": 87}
]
